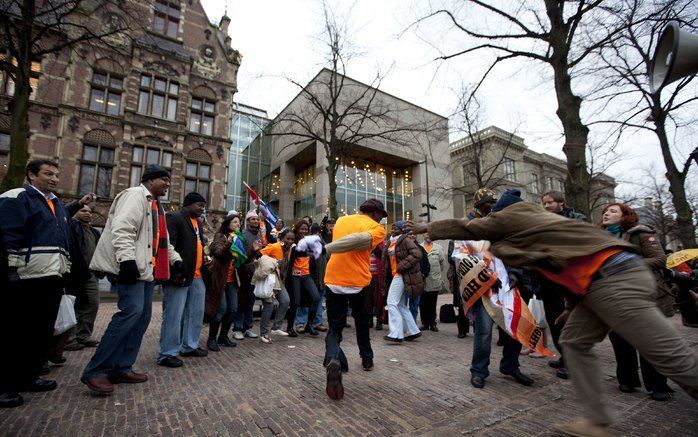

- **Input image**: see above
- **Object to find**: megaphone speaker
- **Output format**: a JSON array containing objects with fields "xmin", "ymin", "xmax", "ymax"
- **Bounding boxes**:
[{"xmin": 649, "ymin": 21, "xmax": 698, "ymax": 94}]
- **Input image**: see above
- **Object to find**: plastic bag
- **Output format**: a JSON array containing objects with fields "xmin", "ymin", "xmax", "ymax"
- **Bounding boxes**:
[
  {"xmin": 54, "ymin": 294, "xmax": 77, "ymax": 335},
  {"xmin": 253, "ymin": 274, "xmax": 276, "ymax": 299},
  {"xmin": 527, "ymin": 297, "xmax": 548, "ymax": 329}
]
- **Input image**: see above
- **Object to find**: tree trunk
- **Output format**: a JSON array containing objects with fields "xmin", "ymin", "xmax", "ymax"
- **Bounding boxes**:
[
  {"xmin": 327, "ymin": 160, "xmax": 339, "ymax": 220},
  {"xmin": 0, "ymin": 0, "xmax": 35, "ymax": 192},
  {"xmin": 652, "ymin": 100, "xmax": 697, "ymax": 248}
]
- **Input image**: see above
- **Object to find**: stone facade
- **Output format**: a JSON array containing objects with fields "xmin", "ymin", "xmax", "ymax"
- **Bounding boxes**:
[
  {"xmin": 0, "ymin": 0, "xmax": 240, "ymax": 228},
  {"xmin": 450, "ymin": 126, "xmax": 616, "ymax": 221}
]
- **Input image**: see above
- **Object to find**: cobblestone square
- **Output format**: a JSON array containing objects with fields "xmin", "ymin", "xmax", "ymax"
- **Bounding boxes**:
[{"xmin": 1, "ymin": 295, "xmax": 696, "ymax": 436}]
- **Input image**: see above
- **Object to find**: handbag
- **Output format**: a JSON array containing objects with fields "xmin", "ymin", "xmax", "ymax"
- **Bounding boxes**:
[
  {"xmin": 527, "ymin": 296, "xmax": 548, "ymax": 329},
  {"xmin": 54, "ymin": 293, "xmax": 77, "ymax": 335},
  {"xmin": 439, "ymin": 303, "xmax": 457, "ymax": 323}
]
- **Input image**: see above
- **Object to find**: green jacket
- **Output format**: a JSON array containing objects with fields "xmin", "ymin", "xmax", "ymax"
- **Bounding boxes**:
[{"xmin": 427, "ymin": 202, "xmax": 636, "ymax": 272}]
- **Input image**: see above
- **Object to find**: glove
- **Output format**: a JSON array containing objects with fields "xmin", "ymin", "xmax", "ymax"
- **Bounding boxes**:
[
  {"xmin": 118, "ymin": 260, "xmax": 140, "ymax": 285},
  {"xmin": 171, "ymin": 260, "xmax": 185, "ymax": 276}
]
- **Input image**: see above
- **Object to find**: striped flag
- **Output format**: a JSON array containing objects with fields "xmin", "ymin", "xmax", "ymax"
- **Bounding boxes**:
[{"xmin": 243, "ymin": 181, "xmax": 278, "ymax": 229}]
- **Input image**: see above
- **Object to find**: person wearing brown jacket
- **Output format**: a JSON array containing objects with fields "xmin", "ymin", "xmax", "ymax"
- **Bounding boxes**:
[
  {"xmin": 382, "ymin": 221, "xmax": 423, "ymax": 343},
  {"xmin": 408, "ymin": 199, "xmax": 698, "ymax": 437},
  {"xmin": 601, "ymin": 203, "xmax": 675, "ymax": 402}
]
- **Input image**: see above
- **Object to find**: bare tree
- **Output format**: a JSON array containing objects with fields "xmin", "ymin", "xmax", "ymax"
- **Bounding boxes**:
[
  {"xmin": 586, "ymin": 0, "xmax": 697, "ymax": 247},
  {"xmin": 0, "ymin": 0, "xmax": 140, "ymax": 191},
  {"xmin": 412, "ymin": 0, "xmax": 628, "ymax": 216},
  {"xmin": 271, "ymin": 2, "xmax": 445, "ymax": 218}
]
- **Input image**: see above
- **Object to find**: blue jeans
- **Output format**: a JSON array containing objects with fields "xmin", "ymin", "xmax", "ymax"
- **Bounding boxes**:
[
  {"xmin": 233, "ymin": 285, "xmax": 255, "ymax": 332},
  {"xmin": 158, "ymin": 278, "xmax": 205, "ymax": 360},
  {"xmin": 387, "ymin": 275, "xmax": 420, "ymax": 340},
  {"xmin": 296, "ymin": 287, "xmax": 325, "ymax": 327},
  {"xmin": 214, "ymin": 282, "xmax": 238, "ymax": 323},
  {"xmin": 470, "ymin": 300, "xmax": 522, "ymax": 378},
  {"xmin": 83, "ymin": 280, "xmax": 154, "ymax": 378},
  {"xmin": 409, "ymin": 294, "xmax": 420, "ymax": 323}
]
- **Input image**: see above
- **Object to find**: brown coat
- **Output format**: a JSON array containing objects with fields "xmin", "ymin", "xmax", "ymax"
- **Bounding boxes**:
[
  {"xmin": 427, "ymin": 202, "xmax": 636, "ymax": 272},
  {"xmin": 205, "ymin": 232, "xmax": 234, "ymax": 318},
  {"xmin": 383, "ymin": 234, "xmax": 424, "ymax": 298},
  {"xmin": 624, "ymin": 225, "xmax": 675, "ymax": 316}
]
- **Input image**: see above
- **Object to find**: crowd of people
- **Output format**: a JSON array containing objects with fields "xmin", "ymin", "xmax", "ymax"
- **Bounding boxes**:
[{"xmin": 1, "ymin": 158, "xmax": 697, "ymax": 437}]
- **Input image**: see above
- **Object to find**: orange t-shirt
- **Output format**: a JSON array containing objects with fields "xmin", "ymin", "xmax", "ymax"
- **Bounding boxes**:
[
  {"xmin": 324, "ymin": 214, "xmax": 387, "ymax": 288},
  {"xmin": 387, "ymin": 237, "xmax": 399, "ymax": 276},
  {"xmin": 261, "ymin": 242, "xmax": 284, "ymax": 260},
  {"xmin": 293, "ymin": 257, "xmax": 310, "ymax": 276},
  {"xmin": 537, "ymin": 248, "xmax": 621, "ymax": 295},
  {"xmin": 190, "ymin": 218, "xmax": 203, "ymax": 279}
]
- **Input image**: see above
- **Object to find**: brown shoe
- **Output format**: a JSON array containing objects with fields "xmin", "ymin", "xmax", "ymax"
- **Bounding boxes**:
[
  {"xmin": 80, "ymin": 376, "xmax": 114, "ymax": 394},
  {"xmin": 552, "ymin": 418, "xmax": 611, "ymax": 437},
  {"xmin": 108, "ymin": 372, "xmax": 148, "ymax": 384},
  {"xmin": 315, "ymin": 324, "xmax": 328, "ymax": 332}
]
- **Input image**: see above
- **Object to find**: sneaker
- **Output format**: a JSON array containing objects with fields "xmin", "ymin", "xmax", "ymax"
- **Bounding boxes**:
[
  {"xmin": 325, "ymin": 358, "xmax": 344, "ymax": 400},
  {"xmin": 207, "ymin": 339, "xmax": 220, "ymax": 352},
  {"xmin": 552, "ymin": 417, "xmax": 611, "ymax": 437},
  {"xmin": 271, "ymin": 329, "xmax": 289, "ymax": 336},
  {"xmin": 261, "ymin": 335, "xmax": 272, "ymax": 344},
  {"xmin": 157, "ymin": 356, "xmax": 184, "ymax": 368},
  {"xmin": 244, "ymin": 329, "xmax": 258, "ymax": 338},
  {"xmin": 233, "ymin": 331, "xmax": 244, "ymax": 340},
  {"xmin": 315, "ymin": 324, "xmax": 328, "ymax": 332},
  {"xmin": 529, "ymin": 351, "xmax": 546, "ymax": 358},
  {"xmin": 296, "ymin": 325, "xmax": 305, "ymax": 334}
]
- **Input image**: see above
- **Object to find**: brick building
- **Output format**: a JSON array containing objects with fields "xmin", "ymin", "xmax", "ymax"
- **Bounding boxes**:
[{"xmin": 0, "ymin": 0, "xmax": 240, "ymax": 227}]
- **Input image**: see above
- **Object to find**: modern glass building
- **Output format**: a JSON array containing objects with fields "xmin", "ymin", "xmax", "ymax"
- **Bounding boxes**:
[{"xmin": 226, "ymin": 102, "xmax": 270, "ymax": 211}]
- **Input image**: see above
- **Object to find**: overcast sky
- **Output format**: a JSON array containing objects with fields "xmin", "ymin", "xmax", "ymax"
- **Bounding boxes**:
[{"xmin": 201, "ymin": 0, "xmax": 697, "ymax": 199}]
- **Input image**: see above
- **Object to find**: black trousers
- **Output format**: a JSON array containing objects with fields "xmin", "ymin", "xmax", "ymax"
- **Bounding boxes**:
[
  {"xmin": 0, "ymin": 278, "xmax": 63, "ymax": 392},
  {"xmin": 324, "ymin": 286, "xmax": 372, "ymax": 372},
  {"xmin": 609, "ymin": 331, "xmax": 670, "ymax": 392},
  {"xmin": 419, "ymin": 290, "xmax": 439, "ymax": 326},
  {"xmin": 539, "ymin": 282, "xmax": 566, "ymax": 367},
  {"xmin": 452, "ymin": 278, "xmax": 470, "ymax": 335}
]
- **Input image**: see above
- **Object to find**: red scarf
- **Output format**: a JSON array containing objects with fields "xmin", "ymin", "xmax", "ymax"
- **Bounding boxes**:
[{"xmin": 151, "ymin": 199, "xmax": 170, "ymax": 280}]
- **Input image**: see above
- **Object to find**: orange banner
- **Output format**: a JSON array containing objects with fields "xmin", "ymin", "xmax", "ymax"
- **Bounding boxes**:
[{"xmin": 457, "ymin": 254, "xmax": 498, "ymax": 313}]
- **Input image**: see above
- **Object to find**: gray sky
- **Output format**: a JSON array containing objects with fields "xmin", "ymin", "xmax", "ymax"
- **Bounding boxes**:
[{"xmin": 201, "ymin": 0, "xmax": 697, "ymax": 200}]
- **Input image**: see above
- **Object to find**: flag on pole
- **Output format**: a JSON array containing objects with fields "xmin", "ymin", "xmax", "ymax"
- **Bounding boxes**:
[{"xmin": 243, "ymin": 181, "xmax": 278, "ymax": 229}]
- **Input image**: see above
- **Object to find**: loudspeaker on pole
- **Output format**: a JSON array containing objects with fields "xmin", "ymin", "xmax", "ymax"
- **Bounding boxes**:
[{"xmin": 649, "ymin": 21, "xmax": 698, "ymax": 94}]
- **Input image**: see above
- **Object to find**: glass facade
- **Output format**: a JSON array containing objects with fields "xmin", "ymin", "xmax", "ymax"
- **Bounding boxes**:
[
  {"xmin": 239, "ymin": 126, "xmax": 273, "ymax": 214},
  {"xmin": 292, "ymin": 157, "xmax": 413, "ymax": 223},
  {"xmin": 227, "ymin": 103, "xmax": 270, "ymax": 211}
]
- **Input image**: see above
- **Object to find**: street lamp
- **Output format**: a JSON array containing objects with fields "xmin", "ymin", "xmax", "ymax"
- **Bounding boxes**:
[{"xmin": 417, "ymin": 156, "xmax": 437, "ymax": 221}]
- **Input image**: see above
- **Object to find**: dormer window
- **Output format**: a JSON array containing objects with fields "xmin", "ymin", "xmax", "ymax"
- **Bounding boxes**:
[{"xmin": 154, "ymin": 0, "xmax": 180, "ymax": 38}]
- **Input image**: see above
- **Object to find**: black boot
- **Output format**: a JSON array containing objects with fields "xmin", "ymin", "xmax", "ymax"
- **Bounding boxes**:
[
  {"xmin": 218, "ymin": 316, "xmax": 236, "ymax": 347},
  {"xmin": 207, "ymin": 322, "xmax": 221, "ymax": 351}
]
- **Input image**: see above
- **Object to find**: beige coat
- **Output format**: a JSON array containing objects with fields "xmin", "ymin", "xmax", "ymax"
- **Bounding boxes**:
[{"xmin": 90, "ymin": 185, "xmax": 181, "ymax": 282}]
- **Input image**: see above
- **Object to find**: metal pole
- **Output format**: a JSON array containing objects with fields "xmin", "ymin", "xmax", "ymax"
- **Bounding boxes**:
[{"xmin": 424, "ymin": 155, "xmax": 430, "ymax": 222}]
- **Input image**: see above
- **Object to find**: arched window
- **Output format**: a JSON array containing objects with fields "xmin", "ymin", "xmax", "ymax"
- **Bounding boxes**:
[
  {"xmin": 184, "ymin": 148, "xmax": 211, "ymax": 200},
  {"xmin": 78, "ymin": 130, "xmax": 116, "ymax": 197}
]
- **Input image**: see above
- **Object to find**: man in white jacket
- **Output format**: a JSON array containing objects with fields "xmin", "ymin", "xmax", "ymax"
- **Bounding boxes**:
[{"xmin": 81, "ymin": 165, "xmax": 182, "ymax": 395}]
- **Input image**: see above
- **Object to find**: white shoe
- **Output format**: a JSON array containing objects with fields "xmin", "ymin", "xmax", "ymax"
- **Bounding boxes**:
[
  {"xmin": 261, "ymin": 335, "xmax": 272, "ymax": 344},
  {"xmin": 244, "ymin": 329, "xmax": 258, "ymax": 338},
  {"xmin": 271, "ymin": 329, "xmax": 289, "ymax": 336},
  {"xmin": 233, "ymin": 331, "xmax": 244, "ymax": 340}
]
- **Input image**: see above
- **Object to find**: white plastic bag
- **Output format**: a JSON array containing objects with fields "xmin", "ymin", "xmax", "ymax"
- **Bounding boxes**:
[
  {"xmin": 253, "ymin": 274, "xmax": 276, "ymax": 299},
  {"xmin": 54, "ymin": 294, "xmax": 77, "ymax": 335},
  {"xmin": 527, "ymin": 297, "xmax": 548, "ymax": 330}
]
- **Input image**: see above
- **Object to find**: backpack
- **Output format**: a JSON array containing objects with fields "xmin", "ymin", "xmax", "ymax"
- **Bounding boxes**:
[{"xmin": 419, "ymin": 245, "xmax": 430, "ymax": 278}]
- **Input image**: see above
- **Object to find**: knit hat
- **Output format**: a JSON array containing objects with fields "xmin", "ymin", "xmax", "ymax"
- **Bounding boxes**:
[
  {"xmin": 141, "ymin": 164, "xmax": 170, "ymax": 182},
  {"xmin": 245, "ymin": 210, "xmax": 258, "ymax": 222},
  {"xmin": 491, "ymin": 189, "xmax": 523, "ymax": 212},
  {"xmin": 392, "ymin": 220, "xmax": 408, "ymax": 231},
  {"xmin": 183, "ymin": 192, "xmax": 206, "ymax": 206},
  {"xmin": 227, "ymin": 210, "xmax": 239, "ymax": 218},
  {"xmin": 473, "ymin": 188, "xmax": 497, "ymax": 208},
  {"xmin": 359, "ymin": 199, "xmax": 388, "ymax": 217}
]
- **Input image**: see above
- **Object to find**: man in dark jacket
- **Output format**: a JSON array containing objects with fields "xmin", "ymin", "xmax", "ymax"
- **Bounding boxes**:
[
  {"xmin": 408, "ymin": 197, "xmax": 698, "ymax": 437},
  {"xmin": 540, "ymin": 190, "xmax": 589, "ymax": 380},
  {"xmin": 157, "ymin": 192, "xmax": 209, "ymax": 367},
  {"xmin": 63, "ymin": 201, "xmax": 102, "ymax": 350},
  {"xmin": 0, "ymin": 159, "xmax": 72, "ymax": 408}
]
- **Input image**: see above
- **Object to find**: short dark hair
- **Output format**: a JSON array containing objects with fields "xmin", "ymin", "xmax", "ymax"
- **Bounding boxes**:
[
  {"xmin": 26, "ymin": 159, "xmax": 59, "ymax": 179},
  {"xmin": 542, "ymin": 190, "xmax": 565, "ymax": 203}
]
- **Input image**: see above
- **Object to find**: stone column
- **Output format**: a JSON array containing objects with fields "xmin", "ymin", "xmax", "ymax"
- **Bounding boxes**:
[
  {"xmin": 279, "ymin": 161, "xmax": 295, "ymax": 221},
  {"xmin": 314, "ymin": 141, "xmax": 330, "ymax": 221}
]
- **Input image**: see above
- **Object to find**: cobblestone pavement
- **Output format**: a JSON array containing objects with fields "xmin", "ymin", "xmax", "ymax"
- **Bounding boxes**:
[{"xmin": 1, "ymin": 294, "xmax": 696, "ymax": 436}]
